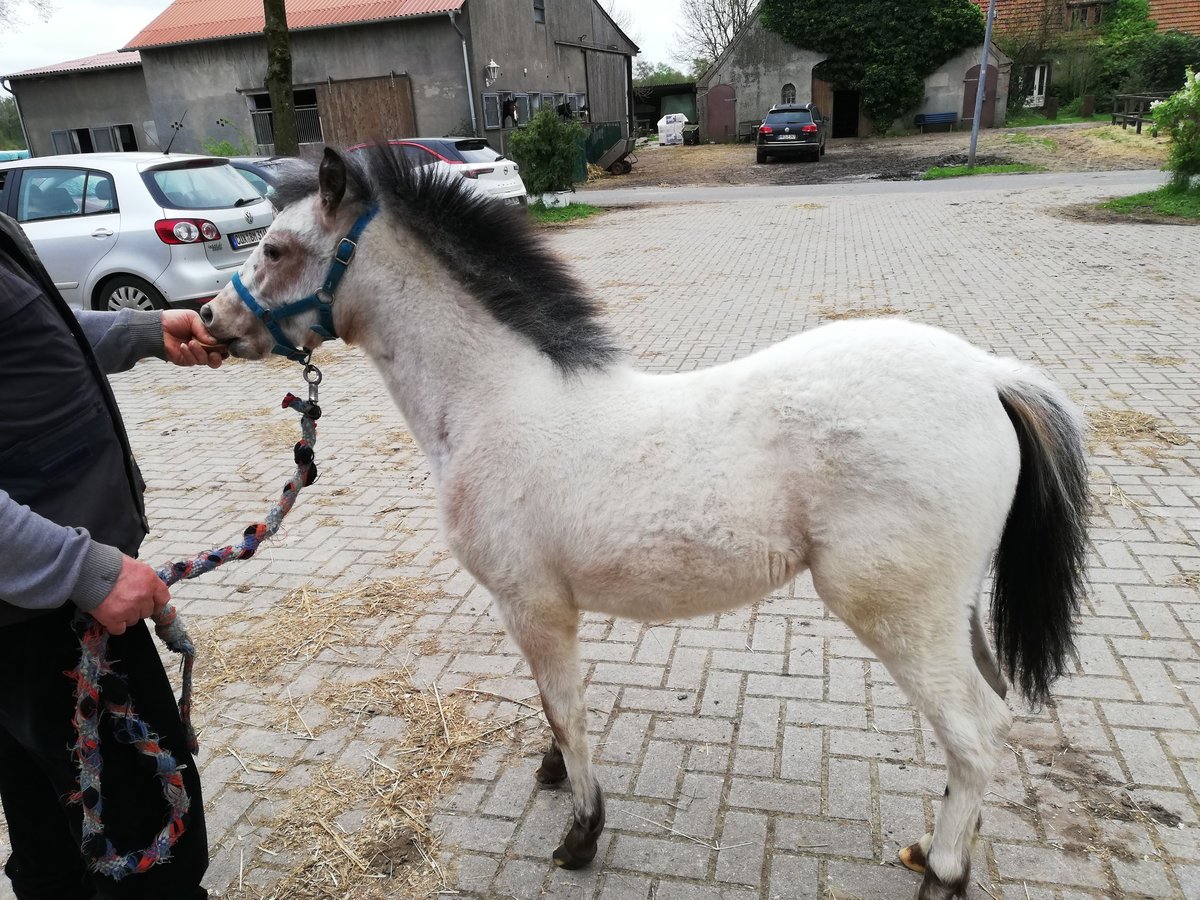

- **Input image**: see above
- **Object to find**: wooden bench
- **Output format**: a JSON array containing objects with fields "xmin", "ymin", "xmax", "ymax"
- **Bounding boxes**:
[{"xmin": 915, "ymin": 112, "xmax": 958, "ymax": 132}]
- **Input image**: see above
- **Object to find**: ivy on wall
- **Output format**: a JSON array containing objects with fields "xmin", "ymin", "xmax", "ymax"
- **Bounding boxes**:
[{"xmin": 760, "ymin": 0, "xmax": 985, "ymax": 131}]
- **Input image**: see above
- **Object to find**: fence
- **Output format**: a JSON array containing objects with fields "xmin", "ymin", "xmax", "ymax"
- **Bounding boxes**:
[{"xmin": 1111, "ymin": 93, "xmax": 1171, "ymax": 134}]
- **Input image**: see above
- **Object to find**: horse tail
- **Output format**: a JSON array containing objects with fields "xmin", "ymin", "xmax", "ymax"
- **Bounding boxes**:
[{"xmin": 991, "ymin": 373, "xmax": 1089, "ymax": 708}]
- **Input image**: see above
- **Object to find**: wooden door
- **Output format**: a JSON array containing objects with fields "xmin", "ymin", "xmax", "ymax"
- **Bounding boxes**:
[
  {"xmin": 705, "ymin": 83, "xmax": 736, "ymax": 142},
  {"xmin": 962, "ymin": 64, "xmax": 999, "ymax": 129},
  {"xmin": 317, "ymin": 75, "xmax": 416, "ymax": 148}
]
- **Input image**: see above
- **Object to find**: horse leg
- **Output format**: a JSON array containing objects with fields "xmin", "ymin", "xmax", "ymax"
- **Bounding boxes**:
[
  {"xmin": 814, "ymin": 570, "xmax": 1011, "ymax": 900},
  {"xmin": 505, "ymin": 604, "xmax": 604, "ymax": 868}
]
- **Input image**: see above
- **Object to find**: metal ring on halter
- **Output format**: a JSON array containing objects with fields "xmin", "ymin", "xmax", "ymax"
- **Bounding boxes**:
[{"xmin": 304, "ymin": 363, "xmax": 322, "ymax": 402}]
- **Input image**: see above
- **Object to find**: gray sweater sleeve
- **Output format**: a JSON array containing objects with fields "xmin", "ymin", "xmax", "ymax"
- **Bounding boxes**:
[
  {"xmin": 0, "ymin": 489, "xmax": 124, "ymax": 612},
  {"xmin": 73, "ymin": 309, "xmax": 166, "ymax": 373}
]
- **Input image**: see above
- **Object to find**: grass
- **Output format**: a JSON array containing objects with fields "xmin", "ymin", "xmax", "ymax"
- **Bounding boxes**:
[
  {"xmin": 527, "ymin": 201, "xmax": 603, "ymax": 224},
  {"xmin": 1004, "ymin": 131, "xmax": 1058, "ymax": 151},
  {"xmin": 922, "ymin": 163, "xmax": 1046, "ymax": 180},
  {"xmin": 1003, "ymin": 111, "xmax": 1107, "ymax": 128},
  {"xmin": 1099, "ymin": 186, "xmax": 1200, "ymax": 221}
]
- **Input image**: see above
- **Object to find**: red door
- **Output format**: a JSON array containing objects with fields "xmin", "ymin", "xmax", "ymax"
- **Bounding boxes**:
[
  {"xmin": 705, "ymin": 83, "xmax": 736, "ymax": 142},
  {"xmin": 962, "ymin": 64, "xmax": 999, "ymax": 128}
]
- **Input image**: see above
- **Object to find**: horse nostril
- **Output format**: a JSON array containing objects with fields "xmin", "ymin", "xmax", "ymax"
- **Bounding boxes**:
[{"xmin": 199, "ymin": 303, "xmax": 214, "ymax": 326}]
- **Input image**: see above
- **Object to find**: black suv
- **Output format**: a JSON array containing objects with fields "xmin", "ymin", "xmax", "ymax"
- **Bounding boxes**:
[{"xmin": 756, "ymin": 103, "xmax": 827, "ymax": 164}]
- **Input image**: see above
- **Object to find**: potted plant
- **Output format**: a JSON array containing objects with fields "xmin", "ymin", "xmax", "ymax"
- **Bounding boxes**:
[{"xmin": 507, "ymin": 107, "xmax": 585, "ymax": 206}]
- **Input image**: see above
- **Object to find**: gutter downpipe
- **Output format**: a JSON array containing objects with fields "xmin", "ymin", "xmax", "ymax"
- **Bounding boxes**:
[
  {"xmin": 448, "ymin": 11, "xmax": 479, "ymax": 136},
  {"xmin": 2, "ymin": 80, "xmax": 34, "ymax": 156}
]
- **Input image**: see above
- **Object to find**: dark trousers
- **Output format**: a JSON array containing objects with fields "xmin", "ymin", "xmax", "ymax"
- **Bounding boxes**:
[{"xmin": 0, "ymin": 606, "xmax": 207, "ymax": 899}]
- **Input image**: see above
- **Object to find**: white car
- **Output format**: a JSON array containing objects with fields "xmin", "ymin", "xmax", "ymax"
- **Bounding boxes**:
[
  {"xmin": 363, "ymin": 138, "xmax": 527, "ymax": 205},
  {"xmin": 0, "ymin": 152, "xmax": 274, "ymax": 310}
]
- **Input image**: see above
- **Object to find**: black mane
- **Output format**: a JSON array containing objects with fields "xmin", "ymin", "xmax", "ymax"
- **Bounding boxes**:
[{"xmin": 271, "ymin": 146, "xmax": 619, "ymax": 373}]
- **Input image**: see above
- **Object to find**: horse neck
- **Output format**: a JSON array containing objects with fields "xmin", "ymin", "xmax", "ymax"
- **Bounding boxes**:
[{"xmin": 337, "ymin": 229, "xmax": 565, "ymax": 478}]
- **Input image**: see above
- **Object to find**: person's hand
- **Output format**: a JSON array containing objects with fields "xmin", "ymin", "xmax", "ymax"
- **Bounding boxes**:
[
  {"xmin": 90, "ymin": 556, "xmax": 170, "ymax": 635},
  {"xmin": 163, "ymin": 309, "xmax": 227, "ymax": 368}
]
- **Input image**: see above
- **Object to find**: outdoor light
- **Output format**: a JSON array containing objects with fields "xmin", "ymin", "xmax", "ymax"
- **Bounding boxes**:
[{"xmin": 484, "ymin": 59, "xmax": 500, "ymax": 87}]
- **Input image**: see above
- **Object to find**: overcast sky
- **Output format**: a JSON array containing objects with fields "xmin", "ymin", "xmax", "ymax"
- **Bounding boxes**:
[{"xmin": 1, "ymin": 0, "xmax": 684, "ymax": 97}]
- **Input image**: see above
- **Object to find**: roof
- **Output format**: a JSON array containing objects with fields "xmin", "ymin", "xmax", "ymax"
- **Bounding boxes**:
[
  {"xmin": 4, "ymin": 50, "xmax": 141, "ymax": 81},
  {"xmin": 125, "ymin": 0, "xmax": 465, "ymax": 51},
  {"xmin": 973, "ymin": 1, "xmax": 1200, "ymax": 35}
]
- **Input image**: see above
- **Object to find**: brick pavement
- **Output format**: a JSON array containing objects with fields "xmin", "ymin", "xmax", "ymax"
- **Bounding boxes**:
[{"xmin": 2, "ymin": 173, "xmax": 1198, "ymax": 899}]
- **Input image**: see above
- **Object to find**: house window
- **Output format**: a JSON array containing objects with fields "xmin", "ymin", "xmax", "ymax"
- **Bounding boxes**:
[
  {"xmin": 515, "ymin": 93, "xmax": 531, "ymax": 123},
  {"xmin": 781, "ymin": 83, "xmax": 796, "ymax": 104},
  {"xmin": 1068, "ymin": 1, "xmax": 1110, "ymax": 29},
  {"xmin": 482, "ymin": 93, "xmax": 501, "ymax": 129},
  {"xmin": 1023, "ymin": 63, "xmax": 1050, "ymax": 108},
  {"xmin": 48, "ymin": 125, "xmax": 137, "ymax": 154},
  {"xmin": 248, "ymin": 89, "xmax": 324, "ymax": 148},
  {"xmin": 533, "ymin": 0, "xmax": 545, "ymax": 23}
]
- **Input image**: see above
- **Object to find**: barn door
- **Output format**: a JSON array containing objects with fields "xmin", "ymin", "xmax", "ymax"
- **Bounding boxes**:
[
  {"xmin": 962, "ymin": 64, "xmax": 999, "ymax": 129},
  {"xmin": 705, "ymin": 83, "xmax": 736, "ymax": 142},
  {"xmin": 317, "ymin": 75, "xmax": 416, "ymax": 148}
]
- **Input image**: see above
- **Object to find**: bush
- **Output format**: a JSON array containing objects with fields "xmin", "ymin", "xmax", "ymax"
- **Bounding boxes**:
[
  {"xmin": 506, "ymin": 108, "xmax": 585, "ymax": 195},
  {"xmin": 1153, "ymin": 68, "xmax": 1200, "ymax": 189}
]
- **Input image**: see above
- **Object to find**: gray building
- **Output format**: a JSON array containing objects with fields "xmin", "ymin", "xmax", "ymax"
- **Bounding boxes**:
[
  {"xmin": 5, "ymin": 0, "xmax": 638, "ymax": 158},
  {"xmin": 697, "ymin": 12, "xmax": 1010, "ymax": 142},
  {"xmin": 2, "ymin": 52, "xmax": 153, "ymax": 158}
]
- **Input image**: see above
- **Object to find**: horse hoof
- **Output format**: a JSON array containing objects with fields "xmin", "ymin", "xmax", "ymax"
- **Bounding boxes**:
[
  {"xmin": 898, "ymin": 841, "xmax": 927, "ymax": 874},
  {"xmin": 552, "ymin": 839, "xmax": 597, "ymax": 869},
  {"xmin": 551, "ymin": 798, "xmax": 605, "ymax": 869},
  {"xmin": 917, "ymin": 867, "xmax": 970, "ymax": 900},
  {"xmin": 536, "ymin": 746, "xmax": 567, "ymax": 785}
]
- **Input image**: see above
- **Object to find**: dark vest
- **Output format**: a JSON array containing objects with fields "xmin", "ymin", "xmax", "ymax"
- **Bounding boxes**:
[{"xmin": 0, "ymin": 219, "xmax": 148, "ymax": 625}]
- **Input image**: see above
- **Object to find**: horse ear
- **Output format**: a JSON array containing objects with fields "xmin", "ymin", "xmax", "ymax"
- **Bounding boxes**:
[{"xmin": 319, "ymin": 148, "xmax": 347, "ymax": 214}]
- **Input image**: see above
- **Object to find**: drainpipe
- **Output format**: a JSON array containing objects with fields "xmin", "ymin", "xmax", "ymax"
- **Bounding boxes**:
[
  {"xmin": 448, "ymin": 11, "xmax": 479, "ymax": 135},
  {"xmin": 2, "ymin": 79, "xmax": 34, "ymax": 156}
]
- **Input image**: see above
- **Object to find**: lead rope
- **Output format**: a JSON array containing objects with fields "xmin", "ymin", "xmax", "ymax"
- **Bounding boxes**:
[{"xmin": 70, "ymin": 361, "xmax": 324, "ymax": 880}]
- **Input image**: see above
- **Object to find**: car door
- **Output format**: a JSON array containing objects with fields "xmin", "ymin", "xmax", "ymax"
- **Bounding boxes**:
[{"xmin": 13, "ymin": 167, "xmax": 121, "ymax": 308}]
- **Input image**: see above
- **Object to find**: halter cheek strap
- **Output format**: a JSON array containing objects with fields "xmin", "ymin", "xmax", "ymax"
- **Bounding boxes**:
[{"xmin": 233, "ymin": 204, "xmax": 379, "ymax": 362}]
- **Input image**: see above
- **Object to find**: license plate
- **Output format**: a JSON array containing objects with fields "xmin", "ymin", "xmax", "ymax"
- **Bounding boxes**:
[
  {"xmin": 778, "ymin": 134, "xmax": 797, "ymax": 141},
  {"xmin": 230, "ymin": 227, "xmax": 266, "ymax": 250}
]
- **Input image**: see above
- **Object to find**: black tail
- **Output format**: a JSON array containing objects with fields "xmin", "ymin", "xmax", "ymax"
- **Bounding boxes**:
[{"xmin": 993, "ymin": 381, "xmax": 1089, "ymax": 707}]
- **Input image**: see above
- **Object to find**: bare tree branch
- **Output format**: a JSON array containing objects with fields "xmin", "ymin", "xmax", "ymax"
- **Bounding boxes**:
[
  {"xmin": 674, "ymin": 0, "xmax": 753, "ymax": 68},
  {"xmin": 0, "ymin": 0, "xmax": 54, "ymax": 30}
]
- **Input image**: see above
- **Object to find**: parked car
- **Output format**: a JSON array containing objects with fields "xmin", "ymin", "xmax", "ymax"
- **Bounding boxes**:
[
  {"xmin": 0, "ymin": 152, "xmax": 273, "ymax": 310},
  {"xmin": 352, "ymin": 138, "xmax": 527, "ymax": 205},
  {"xmin": 756, "ymin": 103, "xmax": 827, "ymax": 164},
  {"xmin": 228, "ymin": 156, "xmax": 299, "ymax": 198}
]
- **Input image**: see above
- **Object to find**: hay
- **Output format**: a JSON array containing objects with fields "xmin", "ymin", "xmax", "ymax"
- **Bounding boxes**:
[
  {"xmin": 817, "ymin": 305, "xmax": 907, "ymax": 321},
  {"xmin": 1087, "ymin": 407, "xmax": 1190, "ymax": 459},
  {"xmin": 1137, "ymin": 355, "xmax": 1185, "ymax": 366},
  {"xmin": 1171, "ymin": 572, "xmax": 1200, "ymax": 589},
  {"xmin": 192, "ymin": 579, "xmax": 529, "ymax": 898}
]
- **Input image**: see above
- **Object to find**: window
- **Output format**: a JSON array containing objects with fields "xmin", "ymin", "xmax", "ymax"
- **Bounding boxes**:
[
  {"xmin": 47, "ymin": 124, "xmax": 137, "ymax": 155},
  {"xmin": 542, "ymin": 93, "xmax": 557, "ymax": 110},
  {"xmin": 781, "ymin": 83, "xmax": 796, "ymax": 104},
  {"xmin": 248, "ymin": 90, "xmax": 324, "ymax": 147},
  {"xmin": 17, "ymin": 167, "xmax": 85, "ymax": 222},
  {"xmin": 482, "ymin": 93, "xmax": 501, "ymax": 130},
  {"xmin": 1068, "ymin": 1, "xmax": 1109, "ymax": 29},
  {"xmin": 82, "ymin": 171, "xmax": 117, "ymax": 215},
  {"xmin": 143, "ymin": 162, "xmax": 259, "ymax": 210},
  {"xmin": 528, "ymin": 93, "xmax": 541, "ymax": 112},
  {"xmin": 515, "ymin": 93, "xmax": 531, "ymax": 123},
  {"xmin": 533, "ymin": 0, "xmax": 545, "ymax": 24},
  {"xmin": 764, "ymin": 110, "xmax": 813, "ymax": 126}
]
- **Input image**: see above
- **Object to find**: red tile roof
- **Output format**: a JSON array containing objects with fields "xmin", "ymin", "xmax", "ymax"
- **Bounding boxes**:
[
  {"xmin": 1151, "ymin": 0, "xmax": 1200, "ymax": 33},
  {"xmin": 125, "ymin": 0, "xmax": 465, "ymax": 51},
  {"xmin": 972, "ymin": 1, "xmax": 1200, "ymax": 36},
  {"xmin": 5, "ymin": 49, "xmax": 141, "ymax": 80}
]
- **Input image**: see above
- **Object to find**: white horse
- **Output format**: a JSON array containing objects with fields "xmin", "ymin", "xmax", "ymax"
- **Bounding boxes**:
[{"xmin": 202, "ymin": 147, "xmax": 1089, "ymax": 899}]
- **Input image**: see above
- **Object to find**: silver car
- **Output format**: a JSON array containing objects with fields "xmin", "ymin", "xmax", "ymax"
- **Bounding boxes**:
[{"xmin": 0, "ymin": 152, "xmax": 273, "ymax": 310}]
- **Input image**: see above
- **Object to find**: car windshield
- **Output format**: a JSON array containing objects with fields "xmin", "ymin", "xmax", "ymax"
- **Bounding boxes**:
[
  {"xmin": 452, "ymin": 140, "xmax": 503, "ymax": 163},
  {"xmin": 765, "ymin": 111, "xmax": 813, "ymax": 125},
  {"xmin": 143, "ymin": 162, "xmax": 259, "ymax": 210}
]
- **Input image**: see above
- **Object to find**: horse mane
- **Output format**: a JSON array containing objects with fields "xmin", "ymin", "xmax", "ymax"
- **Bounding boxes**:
[{"xmin": 271, "ymin": 146, "xmax": 619, "ymax": 373}]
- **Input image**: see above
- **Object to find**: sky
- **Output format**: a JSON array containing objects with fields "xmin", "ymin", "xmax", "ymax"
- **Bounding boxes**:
[{"xmin": 1, "ymin": 0, "xmax": 684, "ymax": 97}]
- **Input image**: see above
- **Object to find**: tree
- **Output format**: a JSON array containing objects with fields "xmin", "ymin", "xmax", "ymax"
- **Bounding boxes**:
[
  {"xmin": 0, "ymin": 96, "xmax": 26, "ymax": 150},
  {"xmin": 760, "ymin": 0, "xmax": 984, "ymax": 131},
  {"xmin": 263, "ymin": 0, "xmax": 298, "ymax": 156},
  {"xmin": 1153, "ymin": 68, "xmax": 1200, "ymax": 190},
  {"xmin": 507, "ymin": 107, "xmax": 585, "ymax": 195},
  {"xmin": 0, "ymin": 0, "xmax": 52, "ymax": 26},
  {"xmin": 634, "ymin": 61, "xmax": 690, "ymax": 86},
  {"xmin": 994, "ymin": 0, "xmax": 1069, "ymax": 111},
  {"xmin": 675, "ymin": 0, "xmax": 753, "ymax": 70}
]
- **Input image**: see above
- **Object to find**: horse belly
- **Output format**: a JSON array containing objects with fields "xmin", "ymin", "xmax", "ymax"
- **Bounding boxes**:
[{"xmin": 567, "ymin": 536, "xmax": 807, "ymax": 621}]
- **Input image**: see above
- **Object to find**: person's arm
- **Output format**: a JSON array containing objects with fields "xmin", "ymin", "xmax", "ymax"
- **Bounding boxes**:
[
  {"xmin": 74, "ymin": 309, "xmax": 166, "ymax": 374},
  {"xmin": 74, "ymin": 308, "xmax": 226, "ymax": 374},
  {"xmin": 0, "ymin": 487, "xmax": 122, "ymax": 614}
]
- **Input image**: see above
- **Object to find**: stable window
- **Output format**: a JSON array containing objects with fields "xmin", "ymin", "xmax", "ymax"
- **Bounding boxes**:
[
  {"xmin": 248, "ymin": 90, "xmax": 324, "ymax": 146},
  {"xmin": 533, "ymin": 0, "xmax": 545, "ymax": 23},
  {"xmin": 514, "ymin": 93, "xmax": 531, "ymax": 123},
  {"xmin": 542, "ymin": 93, "xmax": 557, "ymax": 110},
  {"xmin": 781, "ymin": 83, "xmax": 796, "ymax": 104},
  {"xmin": 482, "ymin": 93, "xmax": 501, "ymax": 129}
]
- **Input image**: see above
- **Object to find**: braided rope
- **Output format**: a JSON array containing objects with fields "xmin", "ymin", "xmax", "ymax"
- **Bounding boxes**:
[{"xmin": 70, "ymin": 391, "xmax": 320, "ymax": 880}]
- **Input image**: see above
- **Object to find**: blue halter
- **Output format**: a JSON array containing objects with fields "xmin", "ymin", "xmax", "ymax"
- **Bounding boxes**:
[{"xmin": 232, "ymin": 205, "xmax": 379, "ymax": 362}]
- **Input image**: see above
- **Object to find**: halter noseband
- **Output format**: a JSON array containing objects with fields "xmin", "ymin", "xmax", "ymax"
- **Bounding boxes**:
[{"xmin": 232, "ymin": 205, "xmax": 379, "ymax": 362}]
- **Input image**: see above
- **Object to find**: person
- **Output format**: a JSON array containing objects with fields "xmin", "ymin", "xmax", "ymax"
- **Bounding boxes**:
[{"xmin": 0, "ymin": 211, "xmax": 224, "ymax": 899}]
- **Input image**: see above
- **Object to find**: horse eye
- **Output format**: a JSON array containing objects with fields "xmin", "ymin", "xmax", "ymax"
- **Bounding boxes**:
[{"xmin": 262, "ymin": 243, "xmax": 281, "ymax": 262}]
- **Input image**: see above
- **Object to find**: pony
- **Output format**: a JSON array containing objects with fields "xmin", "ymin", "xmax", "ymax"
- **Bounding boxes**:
[{"xmin": 201, "ymin": 146, "xmax": 1089, "ymax": 899}]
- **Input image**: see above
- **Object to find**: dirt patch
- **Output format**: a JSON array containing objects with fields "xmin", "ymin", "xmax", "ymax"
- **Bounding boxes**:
[
  {"xmin": 818, "ymin": 305, "xmax": 909, "ymax": 320},
  {"xmin": 1035, "ymin": 742, "xmax": 1183, "ymax": 831},
  {"xmin": 1056, "ymin": 201, "xmax": 1200, "ymax": 226},
  {"xmin": 588, "ymin": 123, "xmax": 1167, "ymax": 190}
]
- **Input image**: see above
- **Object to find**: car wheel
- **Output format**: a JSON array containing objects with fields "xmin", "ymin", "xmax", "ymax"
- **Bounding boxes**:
[
  {"xmin": 96, "ymin": 275, "xmax": 166, "ymax": 312},
  {"xmin": 810, "ymin": 146, "xmax": 821, "ymax": 162},
  {"xmin": 756, "ymin": 149, "xmax": 767, "ymax": 164},
  {"xmin": 820, "ymin": 141, "xmax": 826, "ymax": 156}
]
